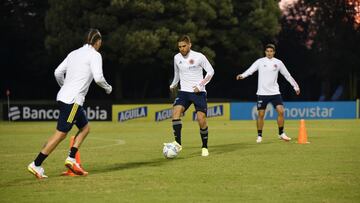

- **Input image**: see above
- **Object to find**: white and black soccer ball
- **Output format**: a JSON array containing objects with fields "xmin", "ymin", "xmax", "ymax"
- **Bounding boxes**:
[{"xmin": 163, "ymin": 143, "xmax": 178, "ymax": 159}]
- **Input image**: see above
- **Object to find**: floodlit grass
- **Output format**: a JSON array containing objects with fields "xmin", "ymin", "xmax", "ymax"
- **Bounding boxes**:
[{"xmin": 0, "ymin": 120, "xmax": 359, "ymax": 202}]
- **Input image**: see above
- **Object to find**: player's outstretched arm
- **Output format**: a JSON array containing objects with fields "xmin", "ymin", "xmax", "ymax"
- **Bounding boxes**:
[
  {"xmin": 236, "ymin": 74, "xmax": 244, "ymax": 80},
  {"xmin": 279, "ymin": 62, "xmax": 300, "ymax": 96},
  {"xmin": 236, "ymin": 60, "xmax": 260, "ymax": 81}
]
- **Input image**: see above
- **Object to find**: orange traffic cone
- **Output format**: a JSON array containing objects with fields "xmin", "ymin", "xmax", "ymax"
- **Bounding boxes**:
[
  {"xmin": 61, "ymin": 136, "xmax": 87, "ymax": 176},
  {"xmin": 298, "ymin": 119, "xmax": 310, "ymax": 144}
]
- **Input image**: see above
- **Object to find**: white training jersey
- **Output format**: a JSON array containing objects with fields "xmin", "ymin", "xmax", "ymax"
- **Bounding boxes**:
[
  {"xmin": 170, "ymin": 50, "xmax": 214, "ymax": 92},
  {"xmin": 54, "ymin": 44, "xmax": 111, "ymax": 106},
  {"xmin": 240, "ymin": 57, "xmax": 299, "ymax": 95}
]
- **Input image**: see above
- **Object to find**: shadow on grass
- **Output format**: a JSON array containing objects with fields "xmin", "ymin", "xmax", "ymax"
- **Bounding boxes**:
[
  {"xmin": 91, "ymin": 142, "xmax": 255, "ymax": 174},
  {"xmin": 90, "ymin": 158, "xmax": 171, "ymax": 174},
  {"xmin": 89, "ymin": 138, "xmax": 302, "ymax": 175},
  {"xmin": 1, "ymin": 159, "xmax": 171, "ymax": 187},
  {"xmin": 7, "ymin": 141, "xmax": 279, "ymax": 184},
  {"xmin": 186, "ymin": 141, "xmax": 254, "ymax": 158}
]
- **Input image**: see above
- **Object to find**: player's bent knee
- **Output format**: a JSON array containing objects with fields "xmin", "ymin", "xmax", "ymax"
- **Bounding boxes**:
[
  {"xmin": 81, "ymin": 125, "xmax": 90, "ymax": 134},
  {"xmin": 172, "ymin": 115, "xmax": 181, "ymax": 120},
  {"xmin": 172, "ymin": 107, "xmax": 184, "ymax": 119},
  {"xmin": 199, "ymin": 122, "xmax": 207, "ymax": 129},
  {"xmin": 258, "ymin": 112, "xmax": 265, "ymax": 119},
  {"xmin": 172, "ymin": 114, "xmax": 181, "ymax": 120},
  {"xmin": 55, "ymin": 130, "xmax": 67, "ymax": 140},
  {"xmin": 196, "ymin": 113, "xmax": 207, "ymax": 127},
  {"xmin": 277, "ymin": 109, "xmax": 284, "ymax": 116}
]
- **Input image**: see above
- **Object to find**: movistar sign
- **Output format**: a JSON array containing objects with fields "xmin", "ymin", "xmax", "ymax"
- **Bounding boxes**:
[{"xmin": 231, "ymin": 102, "xmax": 356, "ymax": 120}]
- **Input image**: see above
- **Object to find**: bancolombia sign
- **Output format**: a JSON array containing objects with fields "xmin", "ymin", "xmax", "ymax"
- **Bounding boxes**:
[{"xmin": 3, "ymin": 104, "xmax": 111, "ymax": 121}]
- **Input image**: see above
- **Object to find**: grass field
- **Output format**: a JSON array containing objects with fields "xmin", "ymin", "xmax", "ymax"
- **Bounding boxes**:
[{"xmin": 0, "ymin": 119, "xmax": 359, "ymax": 202}]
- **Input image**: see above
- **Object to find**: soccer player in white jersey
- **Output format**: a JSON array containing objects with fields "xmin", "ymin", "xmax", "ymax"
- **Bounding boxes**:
[
  {"xmin": 165, "ymin": 35, "xmax": 215, "ymax": 156},
  {"xmin": 236, "ymin": 44, "xmax": 300, "ymax": 143},
  {"xmin": 27, "ymin": 29, "xmax": 112, "ymax": 179}
]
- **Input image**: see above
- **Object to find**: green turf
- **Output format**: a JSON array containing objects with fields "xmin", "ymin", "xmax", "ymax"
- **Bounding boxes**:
[{"xmin": 0, "ymin": 120, "xmax": 359, "ymax": 202}]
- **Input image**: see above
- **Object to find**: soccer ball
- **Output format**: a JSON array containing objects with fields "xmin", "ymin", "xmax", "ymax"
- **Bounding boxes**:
[{"xmin": 163, "ymin": 143, "xmax": 178, "ymax": 159}]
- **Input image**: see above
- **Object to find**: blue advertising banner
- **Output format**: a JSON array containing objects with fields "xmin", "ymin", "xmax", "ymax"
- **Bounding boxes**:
[
  {"xmin": 3, "ymin": 104, "xmax": 112, "ymax": 121},
  {"xmin": 231, "ymin": 101, "xmax": 356, "ymax": 120}
]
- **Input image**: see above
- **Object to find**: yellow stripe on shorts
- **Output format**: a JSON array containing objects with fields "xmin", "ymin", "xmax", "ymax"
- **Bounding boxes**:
[{"xmin": 67, "ymin": 103, "xmax": 79, "ymax": 123}]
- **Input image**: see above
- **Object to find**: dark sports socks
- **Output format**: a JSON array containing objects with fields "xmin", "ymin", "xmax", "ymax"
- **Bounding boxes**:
[
  {"xmin": 172, "ymin": 119, "xmax": 182, "ymax": 145},
  {"xmin": 34, "ymin": 152, "xmax": 48, "ymax": 166},
  {"xmin": 258, "ymin": 130, "xmax": 262, "ymax": 137},
  {"xmin": 279, "ymin": 127, "xmax": 284, "ymax": 135},
  {"xmin": 69, "ymin": 147, "xmax": 78, "ymax": 158},
  {"xmin": 200, "ymin": 127, "xmax": 208, "ymax": 148}
]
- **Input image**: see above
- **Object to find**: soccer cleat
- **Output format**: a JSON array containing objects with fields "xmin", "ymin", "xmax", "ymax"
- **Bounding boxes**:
[
  {"xmin": 64, "ymin": 157, "xmax": 88, "ymax": 175},
  {"xmin": 164, "ymin": 141, "xmax": 182, "ymax": 153},
  {"xmin": 279, "ymin": 133, "xmax": 291, "ymax": 141},
  {"xmin": 172, "ymin": 141, "xmax": 182, "ymax": 153},
  {"xmin": 201, "ymin": 148, "xmax": 209, "ymax": 157},
  {"xmin": 256, "ymin": 136, "xmax": 262, "ymax": 143},
  {"xmin": 27, "ymin": 162, "xmax": 48, "ymax": 179}
]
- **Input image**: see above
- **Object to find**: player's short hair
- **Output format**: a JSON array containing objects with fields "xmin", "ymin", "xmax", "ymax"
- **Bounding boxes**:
[
  {"xmin": 177, "ymin": 35, "xmax": 191, "ymax": 44},
  {"xmin": 85, "ymin": 28, "xmax": 102, "ymax": 45},
  {"xmin": 265, "ymin": 44, "xmax": 276, "ymax": 51}
]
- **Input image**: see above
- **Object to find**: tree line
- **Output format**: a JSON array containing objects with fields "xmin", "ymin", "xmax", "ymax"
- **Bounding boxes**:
[{"xmin": 1, "ymin": 0, "xmax": 359, "ymax": 101}]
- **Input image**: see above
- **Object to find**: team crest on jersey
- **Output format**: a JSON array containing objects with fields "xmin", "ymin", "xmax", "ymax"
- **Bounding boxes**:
[
  {"xmin": 189, "ymin": 59, "xmax": 194, "ymax": 64},
  {"xmin": 273, "ymin": 64, "xmax": 278, "ymax": 70}
]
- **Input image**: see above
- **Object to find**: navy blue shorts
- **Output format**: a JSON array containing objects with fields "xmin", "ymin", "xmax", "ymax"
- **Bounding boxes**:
[
  {"xmin": 173, "ymin": 91, "xmax": 207, "ymax": 114},
  {"xmin": 257, "ymin": 94, "xmax": 283, "ymax": 110},
  {"xmin": 56, "ymin": 101, "xmax": 88, "ymax": 133}
]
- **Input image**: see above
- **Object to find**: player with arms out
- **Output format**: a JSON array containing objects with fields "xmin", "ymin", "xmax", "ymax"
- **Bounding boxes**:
[
  {"xmin": 27, "ymin": 29, "xmax": 112, "ymax": 179},
  {"xmin": 165, "ymin": 35, "xmax": 215, "ymax": 157},
  {"xmin": 236, "ymin": 44, "xmax": 300, "ymax": 143}
]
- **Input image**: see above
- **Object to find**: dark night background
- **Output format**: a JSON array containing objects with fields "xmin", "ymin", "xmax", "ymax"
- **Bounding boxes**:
[{"xmin": 1, "ymin": 0, "xmax": 359, "ymax": 103}]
